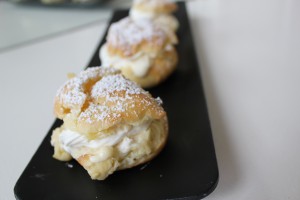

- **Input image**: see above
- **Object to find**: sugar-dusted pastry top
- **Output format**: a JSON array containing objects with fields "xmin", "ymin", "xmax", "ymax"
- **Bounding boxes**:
[
  {"xmin": 106, "ymin": 17, "xmax": 177, "ymax": 57},
  {"xmin": 52, "ymin": 67, "xmax": 168, "ymax": 180},
  {"xmin": 54, "ymin": 67, "xmax": 165, "ymax": 134}
]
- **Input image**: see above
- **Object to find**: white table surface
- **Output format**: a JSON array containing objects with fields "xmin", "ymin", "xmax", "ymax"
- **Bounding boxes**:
[{"xmin": 1, "ymin": 0, "xmax": 300, "ymax": 199}]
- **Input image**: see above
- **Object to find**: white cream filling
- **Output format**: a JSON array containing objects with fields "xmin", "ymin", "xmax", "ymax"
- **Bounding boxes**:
[
  {"xmin": 100, "ymin": 44, "xmax": 153, "ymax": 77},
  {"xmin": 59, "ymin": 121, "xmax": 151, "ymax": 162}
]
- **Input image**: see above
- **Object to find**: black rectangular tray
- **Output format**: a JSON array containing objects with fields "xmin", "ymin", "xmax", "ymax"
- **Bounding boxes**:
[{"xmin": 14, "ymin": 3, "xmax": 218, "ymax": 200}]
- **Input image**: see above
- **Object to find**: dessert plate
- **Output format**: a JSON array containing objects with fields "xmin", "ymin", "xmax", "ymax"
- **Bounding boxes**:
[{"xmin": 14, "ymin": 3, "xmax": 219, "ymax": 200}]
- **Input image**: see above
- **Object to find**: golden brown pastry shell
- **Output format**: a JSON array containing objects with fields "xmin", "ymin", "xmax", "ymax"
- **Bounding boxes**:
[{"xmin": 113, "ymin": 46, "xmax": 178, "ymax": 88}]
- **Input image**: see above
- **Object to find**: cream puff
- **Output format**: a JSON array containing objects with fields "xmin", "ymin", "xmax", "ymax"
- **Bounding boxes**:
[
  {"xmin": 100, "ymin": 17, "xmax": 178, "ymax": 88},
  {"xmin": 51, "ymin": 67, "xmax": 168, "ymax": 180},
  {"xmin": 130, "ymin": 0, "xmax": 179, "ymax": 32}
]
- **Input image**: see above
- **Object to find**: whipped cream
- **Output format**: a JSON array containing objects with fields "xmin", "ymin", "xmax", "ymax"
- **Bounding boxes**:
[
  {"xmin": 59, "ymin": 121, "xmax": 151, "ymax": 162},
  {"xmin": 100, "ymin": 44, "xmax": 153, "ymax": 77}
]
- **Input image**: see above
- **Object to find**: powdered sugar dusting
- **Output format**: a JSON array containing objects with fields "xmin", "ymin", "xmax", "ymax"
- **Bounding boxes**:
[
  {"xmin": 79, "ymin": 103, "xmax": 119, "ymax": 123},
  {"xmin": 56, "ymin": 67, "xmax": 118, "ymax": 107},
  {"xmin": 56, "ymin": 67, "xmax": 162, "ymax": 125},
  {"xmin": 155, "ymin": 97, "xmax": 163, "ymax": 105},
  {"xmin": 107, "ymin": 17, "xmax": 166, "ymax": 56},
  {"xmin": 56, "ymin": 78, "xmax": 86, "ymax": 107},
  {"xmin": 78, "ymin": 74, "xmax": 150, "ymax": 123},
  {"xmin": 92, "ymin": 74, "xmax": 147, "ymax": 98}
]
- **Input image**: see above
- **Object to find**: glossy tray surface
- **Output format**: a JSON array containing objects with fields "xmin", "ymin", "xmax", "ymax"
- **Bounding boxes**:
[{"xmin": 14, "ymin": 3, "xmax": 218, "ymax": 199}]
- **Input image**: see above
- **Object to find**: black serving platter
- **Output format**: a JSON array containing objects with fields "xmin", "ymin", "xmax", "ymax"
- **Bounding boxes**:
[{"xmin": 14, "ymin": 3, "xmax": 218, "ymax": 200}]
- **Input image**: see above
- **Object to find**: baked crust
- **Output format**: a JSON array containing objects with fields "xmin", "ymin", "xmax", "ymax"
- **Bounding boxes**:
[
  {"xmin": 119, "ymin": 46, "xmax": 178, "ymax": 88},
  {"xmin": 51, "ymin": 67, "xmax": 168, "ymax": 180},
  {"xmin": 106, "ymin": 17, "xmax": 177, "ymax": 57},
  {"xmin": 130, "ymin": 0, "xmax": 179, "ymax": 32},
  {"xmin": 101, "ymin": 17, "xmax": 178, "ymax": 88}
]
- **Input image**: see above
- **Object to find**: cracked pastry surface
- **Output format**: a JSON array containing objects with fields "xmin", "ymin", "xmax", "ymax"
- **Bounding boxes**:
[{"xmin": 51, "ymin": 67, "xmax": 168, "ymax": 180}]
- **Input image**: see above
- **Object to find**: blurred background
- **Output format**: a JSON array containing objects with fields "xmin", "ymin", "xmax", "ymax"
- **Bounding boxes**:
[{"xmin": 0, "ymin": 0, "xmax": 132, "ymax": 52}]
